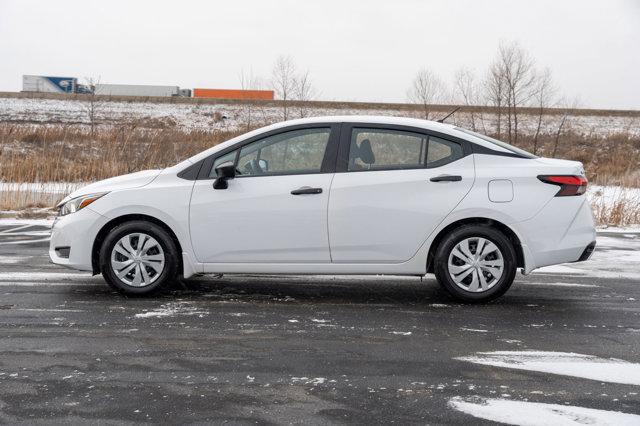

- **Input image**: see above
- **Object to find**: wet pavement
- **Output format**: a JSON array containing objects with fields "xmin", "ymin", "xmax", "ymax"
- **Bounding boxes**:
[{"xmin": 0, "ymin": 221, "xmax": 639, "ymax": 424}]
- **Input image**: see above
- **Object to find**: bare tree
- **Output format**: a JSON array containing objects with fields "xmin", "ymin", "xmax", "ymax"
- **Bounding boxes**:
[
  {"xmin": 532, "ymin": 67, "xmax": 556, "ymax": 155},
  {"xmin": 293, "ymin": 69, "xmax": 317, "ymax": 118},
  {"xmin": 271, "ymin": 55, "xmax": 297, "ymax": 121},
  {"xmin": 454, "ymin": 67, "xmax": 481, "ymax": 131},
  {"xmin": 407, "ymin": 68, "xmax": 446, "ymax": 120},
  {"xmin": 552, "ymin": 97, "xmax": 580, "ymax": 158},
  {"xmin": 238, "ymin": 68, "xmax": 262, "ymax": 130},
  {"xmin": 83, "ymin": 77, "xmax": 100, "ymax": 136},
  {"xmin": 496, "ymin": 41, "xmax": 537, "ymax": 144},
  {"xmin": 484, "ymin": 59, "xmax": 506, "ymax": 138}
]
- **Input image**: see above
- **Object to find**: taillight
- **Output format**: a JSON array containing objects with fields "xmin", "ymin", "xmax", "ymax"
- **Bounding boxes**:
[{"xmin": 537, "ymin": 175, "xmax": 588, "ymax": 196}]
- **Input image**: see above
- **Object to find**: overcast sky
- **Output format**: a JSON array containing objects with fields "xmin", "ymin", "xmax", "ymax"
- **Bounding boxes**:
[{"xmin": 1, "ymin": 0, "xmax": 638, "ymax": 109}]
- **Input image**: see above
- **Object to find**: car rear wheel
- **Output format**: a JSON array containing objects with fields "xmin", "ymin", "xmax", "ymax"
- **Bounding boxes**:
[
  {"xmin": 434, "ymin": 224, "xmax": 517, "ymax": 303},
  {"xmin": 99, "ymin": 221, "xmax": 178, "ymax": 295}
]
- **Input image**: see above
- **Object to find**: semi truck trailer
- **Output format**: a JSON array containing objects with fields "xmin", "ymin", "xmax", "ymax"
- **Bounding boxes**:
[{"xmin": 94, "ymin": 84, "xmax": 190, "ymax": 97}]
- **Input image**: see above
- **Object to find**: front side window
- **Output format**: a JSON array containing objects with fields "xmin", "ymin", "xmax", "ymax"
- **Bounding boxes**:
[
  {"xmin": 348, "ymin": 128, "xmax": 427, "ymax": 171},
  {"xmin": 235, "ymin": 128, "xmax": 331, "ymax": 176},
  {"xmin": 210, "ymin": 150, "xmax": 238, "ymax": 176}
]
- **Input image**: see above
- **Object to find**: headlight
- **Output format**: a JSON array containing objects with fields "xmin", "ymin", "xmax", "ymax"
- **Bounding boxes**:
[{"xmin": 57, "ymin": 192, "xmax": 109, "ymax": 216}]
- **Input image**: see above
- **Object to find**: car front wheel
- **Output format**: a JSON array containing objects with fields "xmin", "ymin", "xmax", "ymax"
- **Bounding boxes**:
[
  {"xmin": 434, "ymin": 224, "xmax": 517, "ymax": 303},
  {"xmin": 99, "ymin": 220, "xmax": 179, "ymax": 295}
]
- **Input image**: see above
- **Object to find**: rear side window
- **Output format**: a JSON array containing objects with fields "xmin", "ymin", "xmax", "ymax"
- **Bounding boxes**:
[
  {"xmin": 347, "ymin": 128, "xmax": 463, "ymax": 171},
  {"xmin": 427, "ymin": 136, "xmax": 464, "ymax": 168},
  {"xmin": 348, "ymin": 128, "xmax": 427, "ymax": 171}
]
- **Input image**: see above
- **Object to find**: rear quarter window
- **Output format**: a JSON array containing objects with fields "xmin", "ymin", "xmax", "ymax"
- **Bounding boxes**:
[{"xmin": 427, "ymin": 136, "xmax": 464, "ymax": 168}]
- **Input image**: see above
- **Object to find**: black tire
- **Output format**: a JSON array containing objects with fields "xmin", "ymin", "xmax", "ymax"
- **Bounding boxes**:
[
  {"xmin": 99, "ymin": 220, "xmax": 179, "ymax": 296},
  {"xmin": 433, "ymin": 224, "xmax": 517, "ymax": 303}
]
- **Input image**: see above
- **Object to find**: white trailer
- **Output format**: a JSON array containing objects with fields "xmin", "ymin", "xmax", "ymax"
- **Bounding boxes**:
[
  {"xmin": 22, "ymin": 75, "xmax": 77, "ymax": 93},
  {"xmin": 94, "ymin": 84, "xmax": 184, "ymax": 97}
]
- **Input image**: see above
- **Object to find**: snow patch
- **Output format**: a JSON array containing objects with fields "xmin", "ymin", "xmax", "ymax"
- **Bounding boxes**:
[
  {"xmin": 449, "ymin": 397, "xmax": 640, "ymax": 426},
  {"xmin": 134, "ymin": 302, "xmax": 208, "ymax": 319},
  {"xmin": 0, "ymin": 272, "xmax": 90, "ymax": 282},
  {"xmin": 456, "ymin": 351, "xmax": 640, "ymax": 386},
  {"xmin": 520, "ymin": 281, "xmax": 600, "ymax": 288}
]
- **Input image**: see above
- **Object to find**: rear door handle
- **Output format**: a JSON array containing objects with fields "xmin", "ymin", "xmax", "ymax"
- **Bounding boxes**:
[
  {"xmin": 430, "ymin": 175, "xmax": 462, "ymax": 182},
  {"xmin": 291, "ymin": 186, "xmax": 323, "ymax": 195}
]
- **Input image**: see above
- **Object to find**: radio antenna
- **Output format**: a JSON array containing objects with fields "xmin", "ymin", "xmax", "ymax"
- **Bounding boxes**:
[{"xmin": 436, "ymin": 107, "xmax": 461, "ymax": 123}]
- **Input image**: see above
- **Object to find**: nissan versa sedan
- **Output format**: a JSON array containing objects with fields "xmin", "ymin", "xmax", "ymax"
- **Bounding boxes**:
[{"xmin": 50, "ymin": 116, "xmax": 596, "ymax": 302}]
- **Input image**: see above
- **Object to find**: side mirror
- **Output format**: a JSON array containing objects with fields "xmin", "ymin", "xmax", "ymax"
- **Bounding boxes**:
[{"xmin": 213, "ymin": 161, "xmax": 236, "ymax": 190}]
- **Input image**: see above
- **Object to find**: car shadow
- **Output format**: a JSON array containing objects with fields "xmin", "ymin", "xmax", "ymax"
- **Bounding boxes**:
[{"xmin": 144, "ymin": 274, "xmax": 576, "ymax": 309}]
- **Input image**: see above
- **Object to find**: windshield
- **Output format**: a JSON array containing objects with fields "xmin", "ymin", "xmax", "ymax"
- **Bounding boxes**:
[{"xmin": 455, "ymin": 127, "xmax": 537, "ymax": 159}]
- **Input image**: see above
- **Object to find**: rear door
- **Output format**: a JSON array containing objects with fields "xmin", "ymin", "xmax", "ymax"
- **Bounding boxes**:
[
  {"xmin": 328, "ymin": 124, "xmax": 474, "ymax": 263},
  {"xmin": 189, "ymin": 124, "xmax": 339, "ymax": 263}
]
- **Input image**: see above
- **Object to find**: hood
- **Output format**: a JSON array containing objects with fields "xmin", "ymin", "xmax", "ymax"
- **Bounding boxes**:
[{"xmin": 60, "ymin": 169, "xmax": 163, "ymax": 204}]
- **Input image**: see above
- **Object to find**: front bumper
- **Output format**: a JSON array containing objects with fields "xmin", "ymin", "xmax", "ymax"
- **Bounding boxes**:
[{"xmin": 49, "ymin": 207, "xmax": 109, "ymax": 271}]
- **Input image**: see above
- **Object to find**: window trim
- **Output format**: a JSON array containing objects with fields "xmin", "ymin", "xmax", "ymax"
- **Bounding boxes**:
[
  {"xmin": 335, "ymin": 123, "xmax": 471, "ymax": 173},
  {"xmin": 196, "ymin": 123, "xmax": 341, "ymax": 180}
]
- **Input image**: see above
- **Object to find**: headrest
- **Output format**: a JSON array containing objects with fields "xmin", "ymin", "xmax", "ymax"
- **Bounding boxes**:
[{"xmin": 358, "ymin": 139, "xmax": 375, "ymax": 164}]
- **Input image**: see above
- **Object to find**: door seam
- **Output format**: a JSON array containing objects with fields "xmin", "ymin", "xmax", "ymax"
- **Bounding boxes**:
[{"xmin": 326, "ymin": 173, "xmax": 336, "ymax": 263}]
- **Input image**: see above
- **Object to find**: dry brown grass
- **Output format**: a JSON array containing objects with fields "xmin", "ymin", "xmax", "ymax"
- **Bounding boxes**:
[
  {"xmin": 590, "ymin": 186, "xmax": 640, "ymax": 227},
  {"xmin": 0, "ymin": 124, "xmax": 240, "ymax": 183},
  {"xmin": 1, "ymin": 125, "xmax": 637, "ymax": 185},
  {"xmin": 1, "ymin": 124, "xmax": 639, "ymax": 225},
  {"xmin": 506, "ymin": 132, "xmax": 640, "ymax": 188}
]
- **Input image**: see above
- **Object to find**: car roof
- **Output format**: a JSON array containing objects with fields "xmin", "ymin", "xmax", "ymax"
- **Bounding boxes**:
[
  {"xmin": 279, "ymin": 115, "xmax": 457, "ymax": 132},
  {"xmin": 175, "ymin": 115, "xmax": 508, "ymax": 168}
]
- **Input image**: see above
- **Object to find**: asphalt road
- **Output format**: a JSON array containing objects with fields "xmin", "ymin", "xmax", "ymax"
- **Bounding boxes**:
[{"xmin": 0, "ymin": 221, "xmax": 639, "ymax": 424}]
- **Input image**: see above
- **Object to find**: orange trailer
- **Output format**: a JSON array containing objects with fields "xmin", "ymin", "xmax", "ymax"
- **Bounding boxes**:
[{"xmin": 193, "ymin": 88, "xmax": 274, "ymax": 100}]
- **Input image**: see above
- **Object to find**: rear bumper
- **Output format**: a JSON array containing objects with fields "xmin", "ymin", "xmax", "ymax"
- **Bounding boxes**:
[
  {"xmin": 516, "ymin": 196, "xmax": 596, "ymax": 273},
  {"xmin": 575, "ymin": 241, "xmax": 596, "ymax": 262}
]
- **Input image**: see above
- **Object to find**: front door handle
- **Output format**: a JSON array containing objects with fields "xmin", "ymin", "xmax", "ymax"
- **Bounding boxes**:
[
  {"xmin": 430, "ymin": 175, "xmax": 462, "ymax": 182},
  {"xmin": 291, "ymin": 186, "xmax": 323, "ymax": 195}
]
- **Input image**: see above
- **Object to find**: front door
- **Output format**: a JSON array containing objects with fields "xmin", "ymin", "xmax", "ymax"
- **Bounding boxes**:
[
  {"xmin": 189, "ymin": 126, "xmax": 338, "ymax": 263},
  {"xmin": 328, "ymin": 125, "xmax": 474, "ymax": 263}
]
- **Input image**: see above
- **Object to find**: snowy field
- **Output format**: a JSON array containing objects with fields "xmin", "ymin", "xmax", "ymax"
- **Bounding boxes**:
[{"xmin": 1, "ymin": 96, "xmax": 639, "ymax": 136}]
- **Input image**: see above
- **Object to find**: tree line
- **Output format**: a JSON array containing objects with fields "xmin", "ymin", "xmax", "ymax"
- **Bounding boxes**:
[{"xmin": 258, "ymin": 41, "xmax": 577, "ymax": 154}]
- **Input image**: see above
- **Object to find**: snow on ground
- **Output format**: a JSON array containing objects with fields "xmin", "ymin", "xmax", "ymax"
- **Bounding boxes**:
[
  {"xmin": 1, "ymin": 96, "xmax": 638, "ymax": 136},
  {"xmin": 589, "ymin": 185, "xmax": 640, "ymax": 207},
  {"xmin": 535, "ymin": 230, "xmax": 640, "ymax": 280},
  {"xmin": 449, "ymin": 397, "xmax": 640, "ymax": 426},
  {"xmin": 0, "ymin": 218, "xmax": 55, "ymax": 228},
  {"xmin": 0, "ymin": 272, "xmax": 89, "ymax": 282},
  {"xmin": 0, "ymin": 182, "xmax": 86, "ymax": 211},
  {"xmin": 134, "ymin": 302, "xmax": 209, "ymax": 319},
  {"xmin": 0, "ymin": 182, "xmax": 84, "ymax": 194},
  {"xmin": 455, "ymin": 351, "xmax": 640, "ymax": 386}
]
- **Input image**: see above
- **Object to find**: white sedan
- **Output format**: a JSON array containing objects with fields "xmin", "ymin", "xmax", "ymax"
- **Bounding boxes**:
[{"xmin": 50, "ymin": 116, "xmax": 596, "ymax": 302}]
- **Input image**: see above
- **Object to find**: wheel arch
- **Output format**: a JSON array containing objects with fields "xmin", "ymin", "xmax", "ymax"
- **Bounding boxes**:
[
  {"xmin": 426, "ymin": 217, "xmax": 525, "ymax": 273},
  {"xmin": 91, "ymin": 214, "xmax": 184, "ymax": 275}
]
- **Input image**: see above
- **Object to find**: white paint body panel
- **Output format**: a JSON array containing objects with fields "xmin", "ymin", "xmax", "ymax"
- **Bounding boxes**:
[
  {"xmin": 189, "ymin": 174, "xmax": 334, "ymax": 263},
  {"xmin": 328, "ymin": 156, "xmax": 474, "ymax": 263},
  {"xmin": 49, "ymin": 116, "xmax": 596, "ymax": 281}
]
